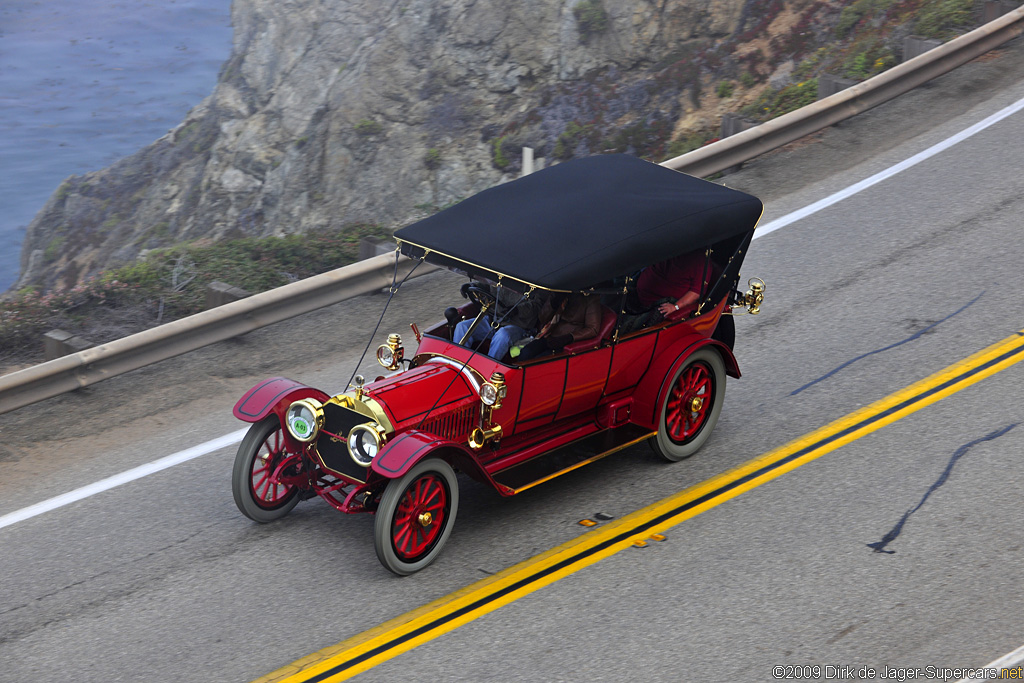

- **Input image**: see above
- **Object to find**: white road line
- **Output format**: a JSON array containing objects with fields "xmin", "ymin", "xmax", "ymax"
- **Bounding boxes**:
[
  {"xmin": 2, "ymin": 93, "xmax": 1023, "ymax": 532},
  {"xmin": 956, "ymin": 642, "xmax": 1024, "ymax": 681},
  {"xmin": 753, "ymin": 94, "xmax": 1024, "ymax": 239},
  {"xmin": 0, "ymin": 428, "xmax": 248, "ymax": 530}
]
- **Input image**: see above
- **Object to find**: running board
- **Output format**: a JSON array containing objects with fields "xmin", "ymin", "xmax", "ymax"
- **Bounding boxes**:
[{"xmin": 492, "ymin": 424, "xmax": 655, "ymax": 494}]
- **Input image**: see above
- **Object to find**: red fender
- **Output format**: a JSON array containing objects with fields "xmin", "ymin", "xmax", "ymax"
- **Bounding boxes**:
[
  {"xmin": 233, "ymin": 376, "xmax": 330, "ymax": 423},
  {"xmin": 631, "ymin": 337, "xmax": 739, "ymax": 430},
  {"xmin": 372, "ymin": 430, "xmax": 463, "ymax": 478},
  {"xmin": 371, "ymin": 430, "xmax": 504, "ymax": 491}
]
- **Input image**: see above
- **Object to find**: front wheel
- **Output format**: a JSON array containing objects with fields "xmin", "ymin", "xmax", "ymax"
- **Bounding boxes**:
[
  {"xmin": 232, "ymin": 416, "xmax": 300, "ymax": 523},
  {"xmin": 374, "ymin": 458, "xmax": 459, "ymax": 576},
  {"xmin": 650, "ymin": 347, "xmax": 726, "ymax": 462}
]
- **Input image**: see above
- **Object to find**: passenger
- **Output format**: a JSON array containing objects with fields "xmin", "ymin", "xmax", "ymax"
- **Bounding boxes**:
[
  {"xmin": 516, "ymin": 293, "xmax": 602, "ymax": 361},
  {"xmin": 636, "ymin": 249, "xmax": 706, "ymax": 316},
  {"xmin": 619, "ymin": 250, "xmax": 708, "ymax": 333},
  {"xmin": 454, "ymin": 282, "xmax": 544, "ymax": 361}
]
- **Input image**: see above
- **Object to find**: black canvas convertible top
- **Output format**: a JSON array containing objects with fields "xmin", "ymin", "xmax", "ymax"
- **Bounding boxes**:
[{"xmin": 395, "ymin": 154, "xmax": 763, "ymax": 292}]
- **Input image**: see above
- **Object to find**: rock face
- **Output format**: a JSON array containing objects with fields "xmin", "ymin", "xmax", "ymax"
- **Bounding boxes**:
[{"xmin": 16, "ymin": 0, "xmax": 828, "ymax": 291}]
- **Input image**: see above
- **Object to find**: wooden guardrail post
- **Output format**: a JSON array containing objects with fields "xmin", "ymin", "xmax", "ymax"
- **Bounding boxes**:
[
  {"xmin": 903, "ymin": 36, "xmax": 943, "ymax": 61},
  {"xmin": 43, "ymin": 329, "xmax": 94, "ymax": 361},
  {"xmin": 984, "ymin": 1, "xmax": 1020, "ymax": 23},
  {"xmin": 818, "ymin": 74, "xmax": 859, "ymax": 99},
  {"xmin": 719, "ymin": 114, "xmax": 760, "ymax": 174},
  {"xmin": 720, "ymin": 113, "xmax": 760, "ymax": 139},
  {"xmin": 358, "ymin": 237, "xmax": 394, "ymax": 261},
  {"xmin": 205, "ymin": 281, "xmax": 251, "ymax": 309}
]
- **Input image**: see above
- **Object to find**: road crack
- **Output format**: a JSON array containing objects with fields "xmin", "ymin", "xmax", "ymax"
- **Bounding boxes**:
[
  {"xmin": 791, "ymin": 291, "xmax": 983, "ymax": 396},
  {"xmin": 866, "ymin": 423, "xmax": 1017, "ymax": 554},
  {"xmin": 0, "ymin": 520, "xmax": 247, "ymax": 646}
]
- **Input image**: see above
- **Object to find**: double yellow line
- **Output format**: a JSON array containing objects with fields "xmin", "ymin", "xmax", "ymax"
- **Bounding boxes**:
[{"xmin": 256, "ymin": 329, "xmax": 1024, "ymax": 683}]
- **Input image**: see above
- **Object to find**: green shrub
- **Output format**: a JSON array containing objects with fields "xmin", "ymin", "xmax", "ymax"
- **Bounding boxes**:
[
  {"xmin": 607, "ymin": 119, "xmax": 672, "ymax": 159},
  {"xmin": 573, "ymin": 0, "xmax": 608, "ymax": 37},
  {"xmin": 106, "ymin": 229, "xmax": 387, "ymax": 316},
  {"xmin": 553, "ymin": 122, "xmax": 589, "ymax": 160},
  {"xmin": 834, "ymin": 0, "xmax": 894, "ymax": 38},
  {"xmin": 666, "ymin": 130, "xmax": 718, "ymax": 158},
  {"xmin": 716, "ymin": 81, "xmax": 735, "ymax": 98},
  {"xmin": 847, "ymin": 52, "xmax": 871, "ymax": 79},
  {"xmin": 423, "ymin": 148, "xmax": 442, "ymax": 170},
  {"xmin": 741, "ymin": 80, "xmax": 819, "ymax": 121},
  {"xmin": 914, "ymin": 0, "xmax": 973, "ymax": 39},
  {"xmin": 43, "ymin": 237, "xmax": 66, "ymax": 263},
  {"xmin": 843, "ymin": 41, "xmax": 896, "ymax": 80},
  {"xmin": 355, "ymin": 119, "xmax": 383, "ymax": 136},
  {"xmin": 108, "ymin": 260, "xmax": 163, "ymax": 289},
  {"xmin": 739, "ymin": 71, "xmax": 756, "ymax": 88},
  {"xmin": 794, "ymin": 47, "xmax": 830, "ymax": 82},
  {"xmin": 835, "ymin": 4, "xmax": 864, "ymax": 38},
  {"xmin": 772, "ymin": 80, "xmax": 819, "ymax": 114},
  {"xmin": 492, "ymin": 136, "xmax": 511, "ymax": 169}
]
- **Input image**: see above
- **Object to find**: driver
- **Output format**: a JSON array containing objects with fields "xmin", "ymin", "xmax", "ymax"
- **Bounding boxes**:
[
  {"xmin": 516, "ymin": 292, "xmax": 602, "ymax": 361},
  {"xmin": 454, "ymin": 281, "xmax": 544, "ymax": 362}
]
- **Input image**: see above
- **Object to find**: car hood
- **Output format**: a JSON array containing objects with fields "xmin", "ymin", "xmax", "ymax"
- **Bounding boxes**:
[{"xmin": 364, "ymin": 361, "xmax": 479, "ymax": 431}]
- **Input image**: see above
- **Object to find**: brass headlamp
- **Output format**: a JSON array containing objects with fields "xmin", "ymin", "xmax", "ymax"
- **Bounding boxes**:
[
  {"xmin": 285, "ymin": 398, "xmax": 324, "ymax": 443},
  {"xmin": 347, "ymin": 422, "xmax": 388, "ymax": 466},
  {"xmin": 478, "ymin": 371, "xmax": 507, "ymax": 409},
  {"xmin": 376, "ymin": 333, "xmax": 404, "ymax": 371},
  {"xmin": 470, "ymin": 372, "xmax": 506, "ymax": 450}
]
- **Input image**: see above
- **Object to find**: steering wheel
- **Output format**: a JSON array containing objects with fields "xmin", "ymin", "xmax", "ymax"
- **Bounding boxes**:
[{"xmin": 460, "ymin": 282, "xmax": 497, "ymax": 308}]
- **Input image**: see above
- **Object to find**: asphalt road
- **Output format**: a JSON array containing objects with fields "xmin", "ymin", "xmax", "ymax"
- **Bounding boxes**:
[{"xmin": 1, "ymin": 40, "xmax": 1023, "ymax": 683}]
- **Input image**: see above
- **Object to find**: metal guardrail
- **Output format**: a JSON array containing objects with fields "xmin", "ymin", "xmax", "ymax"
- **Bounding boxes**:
[
  {"xmin": 661, "ymin": 6, "xmax": 1024, "ymax": 177},
  {"xmin": 0, "ymin": 253, "xmax": 435, "ymax": 413},
  {"xmin": 1, "ymin": 7, "xmax": 1022, "ymax": 416}
]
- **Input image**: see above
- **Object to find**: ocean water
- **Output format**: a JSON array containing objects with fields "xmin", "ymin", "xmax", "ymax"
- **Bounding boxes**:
[{"xmin": 0, "ymin": 0, "xmax": 233, "ymax": 292}]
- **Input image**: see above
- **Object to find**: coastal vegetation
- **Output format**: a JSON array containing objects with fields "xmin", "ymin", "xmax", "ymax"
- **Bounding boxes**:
[{"xmin": 0, "ymin": 226, "xmax": 387, "ymax": 366}]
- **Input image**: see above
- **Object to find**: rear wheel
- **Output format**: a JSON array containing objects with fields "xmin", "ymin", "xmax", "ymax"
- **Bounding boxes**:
[
  {"xmin": 650, "ymin": 347, "xmax": 726, "ymax": 462},
  {"xmin": 374, "ymin": 458, "xmax": 459, "ymax": 576},
  {"xmin": 232, "ymin": 416, "xmax": 300, "ymax": 522}
]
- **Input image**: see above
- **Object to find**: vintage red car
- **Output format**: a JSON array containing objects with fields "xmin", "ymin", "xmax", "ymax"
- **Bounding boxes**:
[{"xmin": 231, "ymin": 154, "xmax": 765, "ymax": 574}]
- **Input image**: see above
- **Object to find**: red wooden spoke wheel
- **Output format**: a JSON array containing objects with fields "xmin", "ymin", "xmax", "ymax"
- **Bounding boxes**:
[
  {"xmin": 392, "ymin": 473, "xmax": 449, "ymax": 560},
  {"xmin": 232, "ymin": 416, "xmax": 300, "ymax": 522},
  {"xmin": 666, "ymin": 361, "xmax": 713, "ymax": 442},
  {"xmin": 375, "ymin": 459, "xmax": 459, "ymax": 576},
  {"xmin": 650, "ymin": 347, "xmax": 726, "ymax": 462}
]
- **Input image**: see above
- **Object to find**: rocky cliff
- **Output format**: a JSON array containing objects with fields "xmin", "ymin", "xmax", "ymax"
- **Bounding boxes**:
[{"xmin": 16, "ymin": 0, "xmax": 845, "ymax": 291}]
